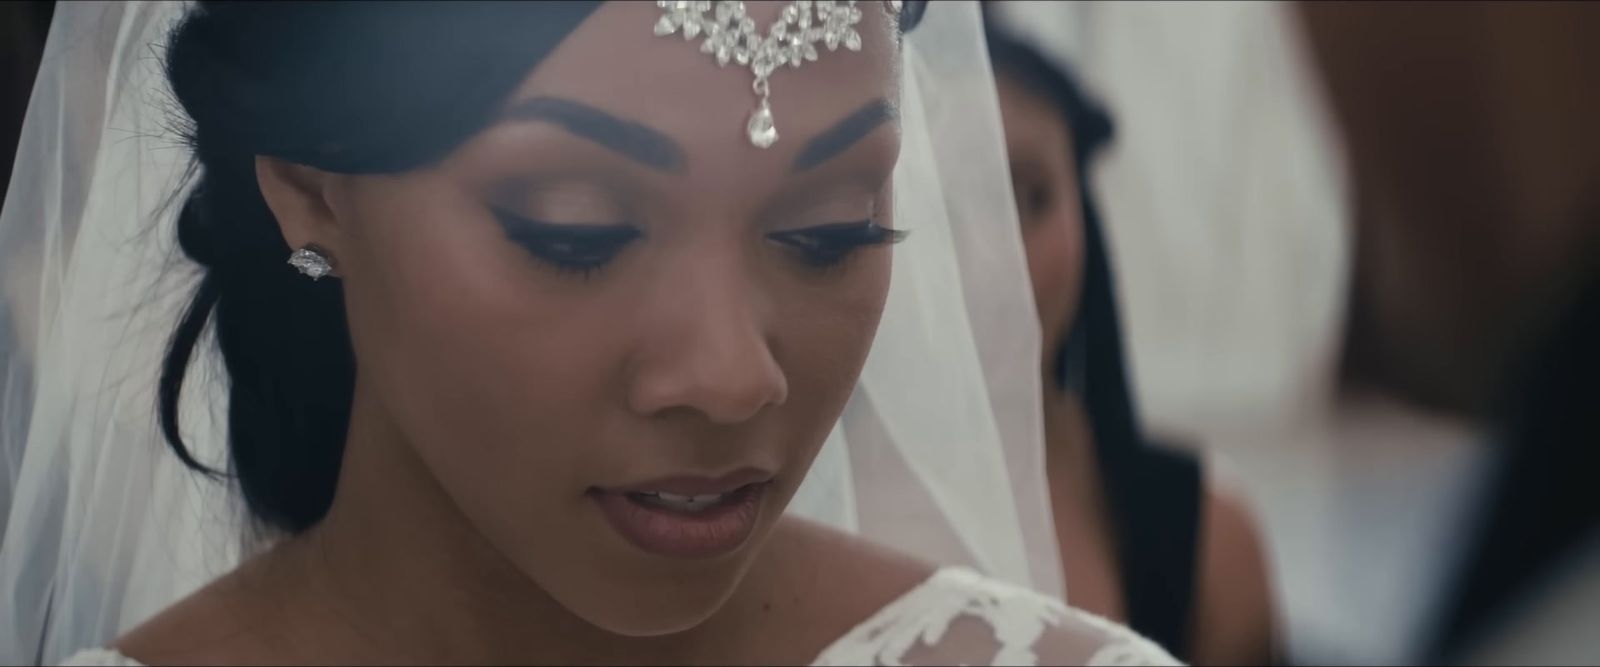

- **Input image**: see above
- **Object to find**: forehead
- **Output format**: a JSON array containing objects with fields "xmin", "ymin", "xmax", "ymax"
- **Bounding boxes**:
[
  {"xmin": 509, "ymin": 1, "xmax": 900, "ymax": 166},
  {"xmin": 996, "ymin": 76, "xmax": 1072, "ymax": 164}
]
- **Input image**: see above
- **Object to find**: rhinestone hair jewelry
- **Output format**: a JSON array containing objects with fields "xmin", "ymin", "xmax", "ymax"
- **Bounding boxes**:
[
  {"xmin": 653, "ymin": 0, "xmax": 872, "ymax": 149},
  {"xmin": 287, "ymin": 246, "xmax": 335, "ymax": 280}
]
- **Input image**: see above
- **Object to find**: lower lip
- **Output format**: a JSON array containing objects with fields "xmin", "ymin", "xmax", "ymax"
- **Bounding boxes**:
[{"xmin": 590, "ymin": 484, "xmax": 766, "ymax": 559}]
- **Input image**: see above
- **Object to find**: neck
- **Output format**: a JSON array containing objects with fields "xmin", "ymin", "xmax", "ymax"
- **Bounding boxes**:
[{"xmin": 1040, "ymin": 377, "xmax": 1100, "ymax": 503}]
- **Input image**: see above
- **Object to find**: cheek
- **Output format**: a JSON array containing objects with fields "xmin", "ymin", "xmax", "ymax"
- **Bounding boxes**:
[
  {"xmin": 1024, "ymin": 207, "xmax": 1085, "ymax": 339},
  {"xmin": 337, "ymin": 178, "xmax": 616, "ymax": 503},
  {"xmin": 768, "ymin": 249, "xmax": 893, "ymax": 463}
]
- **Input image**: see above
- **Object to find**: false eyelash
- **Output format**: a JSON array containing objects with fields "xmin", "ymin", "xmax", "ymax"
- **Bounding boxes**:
[
  {"xmin": 493, "ymin": 210, "xmax": 641, "ymax": 279},
  {"xmin": 768, "ymin": 220, "xmax": 908, "ymax": 269}
]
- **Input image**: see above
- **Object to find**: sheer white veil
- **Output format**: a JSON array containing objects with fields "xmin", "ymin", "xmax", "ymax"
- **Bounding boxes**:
[{"xmin": 0, "ymin": 2, "xmax": 1058, "ymax": 662}]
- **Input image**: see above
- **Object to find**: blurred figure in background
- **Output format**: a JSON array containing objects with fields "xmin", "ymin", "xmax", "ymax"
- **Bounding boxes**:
[
  {"xmin": 987, "ymin": 2, "xmax": 1534, "ymax": 663},
  {"xmin": 1300, "ymin": 2, "xmax": 1600, "ymax": 663},
  {"xmin": 985, "ymin": 18, "xmax": 1277, "ymax": 665}
]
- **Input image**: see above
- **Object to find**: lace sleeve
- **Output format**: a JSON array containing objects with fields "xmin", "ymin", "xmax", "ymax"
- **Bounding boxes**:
[{"xmin": 811, "ymin": 568, "xmax": 1181, "ymax": 666}]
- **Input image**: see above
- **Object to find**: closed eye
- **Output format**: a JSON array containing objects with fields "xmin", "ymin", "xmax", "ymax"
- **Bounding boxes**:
[
  {"xmin": 767, "ymin": 220, "xmax": 908, "ymax": 270},
  {"xmin": 493, "ymin": 210, "xmax": 641, "ymax": 279}
]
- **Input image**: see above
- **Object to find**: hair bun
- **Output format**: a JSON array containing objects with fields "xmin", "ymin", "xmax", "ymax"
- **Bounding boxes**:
[
  {"xmin": 156, "ymin": 1, "xmax": 606, "ymax": 534},
  {"xmin": 899, "ymin": 1, "xmax": 930, "ymax": 31}
]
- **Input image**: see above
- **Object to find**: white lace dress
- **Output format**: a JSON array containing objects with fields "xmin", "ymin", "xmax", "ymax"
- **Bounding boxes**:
[{"xmin": 61, "ymin": 567, "xmax": 1179, "ymax": 666}]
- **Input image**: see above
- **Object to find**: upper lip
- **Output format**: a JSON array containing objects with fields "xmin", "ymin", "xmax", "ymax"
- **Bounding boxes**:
[{"xmin": 595, "ymin": 467, "xmax": 775, "ymax": 496}]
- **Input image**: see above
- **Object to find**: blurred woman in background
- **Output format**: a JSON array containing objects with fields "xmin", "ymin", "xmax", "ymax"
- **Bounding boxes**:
[{"xmin": 986, "ymin": 20, "xmax": 1278, "ymax": 665}]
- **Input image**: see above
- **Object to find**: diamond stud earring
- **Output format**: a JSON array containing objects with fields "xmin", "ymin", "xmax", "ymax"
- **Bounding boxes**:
[{"xmin": 287, "ymin": 246, "xmax": 335, "ymax": 280}]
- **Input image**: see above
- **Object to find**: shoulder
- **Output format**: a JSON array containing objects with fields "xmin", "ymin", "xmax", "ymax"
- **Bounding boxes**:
[
  {"xmin": 110, "ymin": 581, "xmax": 267, "ymax": 666},
  {"xmin": 1198, "ymin": 484, "xmax": 1268, "ymax": 584},
  {"xmin": 1192, "ymin": 478, "xmax": 1278, "ymax": 664},
  {"xmin": 110, "ymin": 549, "xmax": 306, "ymax": 666}
]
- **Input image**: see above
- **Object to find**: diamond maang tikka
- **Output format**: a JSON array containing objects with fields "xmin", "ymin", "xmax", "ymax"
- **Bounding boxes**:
[{"xmin": 653, "ymin": 0, "xmax": 867, "ymax": 149}]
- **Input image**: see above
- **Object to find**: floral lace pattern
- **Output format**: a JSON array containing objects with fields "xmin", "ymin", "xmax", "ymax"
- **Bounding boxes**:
[{"xmin": 812, "ymin": 568, "xmax": 1181, "ymax": 666}]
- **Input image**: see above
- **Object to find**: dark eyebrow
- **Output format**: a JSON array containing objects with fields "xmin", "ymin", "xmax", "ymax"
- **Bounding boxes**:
[
  {"xmin": 500, "ymin": 96, "xmax": 685, "ymax": 172},
  {"xmin": 792, "ymin": 99, "xmax": 896, "ymax": 172}
]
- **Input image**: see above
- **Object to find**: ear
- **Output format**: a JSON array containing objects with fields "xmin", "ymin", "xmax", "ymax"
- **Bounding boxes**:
[{"xmin": 256, "ymin": 156, "xmax": 343, "ymax": 260}]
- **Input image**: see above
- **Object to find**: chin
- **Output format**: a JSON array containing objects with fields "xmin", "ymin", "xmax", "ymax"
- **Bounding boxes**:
[
  {"xmin": 556, "ymin": 556, "xmax": 754, "ymax": 637},
  {"xmin": 527, "ymin": 525, "xmax": 769, "ymax": 639},
  {"xmin": 596, "ymin": 594, "xmax": 733, "ymax": 637}
]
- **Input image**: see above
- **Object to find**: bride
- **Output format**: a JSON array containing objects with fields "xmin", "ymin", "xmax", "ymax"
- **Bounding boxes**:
[{"xmin": 0, "ymin": 2, "xmax": 1175, "ymax": 665}]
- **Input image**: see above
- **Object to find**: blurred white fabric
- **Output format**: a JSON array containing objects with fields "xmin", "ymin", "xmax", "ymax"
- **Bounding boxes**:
[{"xmin": 990, "ymin": 2, "xmax": 1486, "ymax": 664}]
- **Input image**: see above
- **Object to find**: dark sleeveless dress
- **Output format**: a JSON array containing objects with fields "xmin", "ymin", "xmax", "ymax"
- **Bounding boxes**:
[{"xmin": 1096, "ymin": 435, "xmax": 1204, "ymax": 660}]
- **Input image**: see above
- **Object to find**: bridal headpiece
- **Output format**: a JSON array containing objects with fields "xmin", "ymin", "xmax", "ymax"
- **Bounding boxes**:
[{"xmin": 653, "ymin": 0, "xmax": 901, "ymax": 148}]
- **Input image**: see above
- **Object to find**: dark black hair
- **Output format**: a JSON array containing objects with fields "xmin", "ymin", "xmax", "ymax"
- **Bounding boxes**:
[
  {"xmin": 155, "ymin": 1, "xmax": 608, "ymax": 534},
  {"xmin": 156, "ymin": 1, "xmax": 928, "ymax": 535}
]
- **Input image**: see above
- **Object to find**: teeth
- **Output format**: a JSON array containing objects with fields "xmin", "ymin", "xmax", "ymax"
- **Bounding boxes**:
[
  {"xmin": 659, "ymin": 492, "xmax": 722, "ymax": 504},
  {"xmin": 630, "ymin": 491, "xmax": 728, "ymax": 513}
]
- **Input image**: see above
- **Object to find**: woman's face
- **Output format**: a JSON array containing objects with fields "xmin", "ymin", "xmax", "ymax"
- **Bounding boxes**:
[
  {"xmin": 996, "ymin": 73, "xmax": 1086, "ymax": 376},
  {"xmin": 285, "ymin": 2, "xmax": 901, "ymax": 637}
]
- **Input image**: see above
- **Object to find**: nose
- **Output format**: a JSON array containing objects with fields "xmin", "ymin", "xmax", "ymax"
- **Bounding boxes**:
[{"xmin": 627, "ymin": 254, "xmax": 788, "ymax": 424}]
